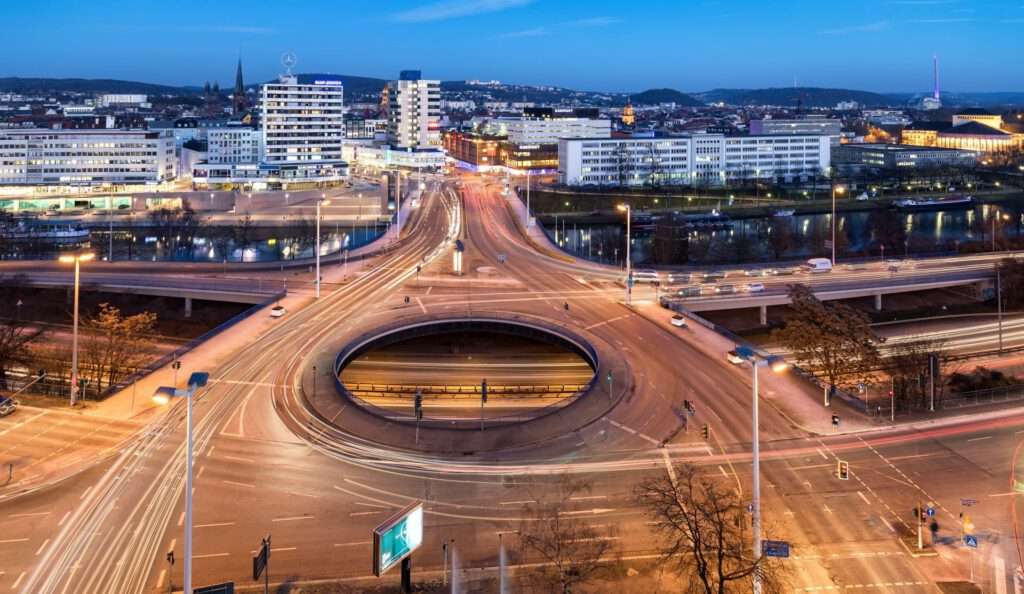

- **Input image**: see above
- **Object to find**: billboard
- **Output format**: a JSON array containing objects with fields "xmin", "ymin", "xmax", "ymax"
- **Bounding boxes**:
[{"xmin": 372, "ymin": 502, "xmax": 423, "ymax": 577}]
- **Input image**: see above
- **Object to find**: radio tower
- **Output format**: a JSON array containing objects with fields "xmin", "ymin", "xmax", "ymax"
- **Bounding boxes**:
[{"xmin": 933, "ymin": 55, "xmax": 940, "ymax": 101}]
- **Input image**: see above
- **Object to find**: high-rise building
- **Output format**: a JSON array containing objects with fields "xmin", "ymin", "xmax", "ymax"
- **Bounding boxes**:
[
  {"xmin": 259, "ymin": 74, "xmax": 346, "ymax": 182},
  {"xmin": 385, "ymin": 70, "xmax": 441, "ymax": 149}
]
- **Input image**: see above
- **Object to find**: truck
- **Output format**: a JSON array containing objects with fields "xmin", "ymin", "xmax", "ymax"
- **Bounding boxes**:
[{"xmin": 803, "ymin": 258, "xmax": 833, "ymax": 273}]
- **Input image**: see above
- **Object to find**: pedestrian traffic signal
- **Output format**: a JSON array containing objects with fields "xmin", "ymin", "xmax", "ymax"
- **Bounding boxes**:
[
  {"xmin": 481, "ymin": 379, "xmax": 488, "ymax": 404},
  {"xmin": 832, "ymin": 415, "xmax": 840, "ymax": 428},
  {"xmin": 414, "ymin": 391, "xmax": 423, "ymax": 420},
  {"xmin": 701, "ymin": 424, "xmax": 710, "ymax": 440},
  {"xmin": 837, "ymin": 460, "xmax": 849, "ymax": 480}
]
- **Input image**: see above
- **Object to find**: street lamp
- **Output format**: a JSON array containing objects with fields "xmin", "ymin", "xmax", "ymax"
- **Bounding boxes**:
[
  {"xmin": 992, "ymin": 211, "xmax": 1010, "ymax": 252},
  {"xmin": 316, "ymin": 195, "xmax": 330, "ymax": 298},
  {"xmin": 831, "ymin": 184, "xmax": 845, "ymax": 265},
  {"xmin": 152, "ymin": 371, "xmax": 209, "ymax": 594},
  {"xmin": 58, "ymin": 252, "xmax": 94, "ymax": 406},
  {"xmin": 617, "ymin": 204, "xmax": 632, "ymax": 304},
  {"xmin": 733, "ymin": 345, "xmax": 788, "ymax": 594}
]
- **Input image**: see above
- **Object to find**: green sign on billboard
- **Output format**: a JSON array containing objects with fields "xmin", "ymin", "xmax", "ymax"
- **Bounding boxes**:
[{"xmin": 372, "ymin": 502, "xmax": 423, "ymax": 577}]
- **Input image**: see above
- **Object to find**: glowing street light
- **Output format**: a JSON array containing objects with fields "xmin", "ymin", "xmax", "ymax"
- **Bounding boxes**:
[
  {"xmin": 733, "ymin": 346, "xmax": 788, "ymax": 594},
  {"xmin": 831, "ymin": 184, "xmax": 846, "ymax": 265},
  {"xmin": 152, "ymin": 371, "xmax": 209, "ymax": 594},
  {"xmin": 617, "ymin": 204, "xmax": 632, "ymax": 304},
  {"xmin": 316, "ymin": 194, "xmax": 330, "ymax": 298},
  {"xmin": 58, "ymin": 252, "xmax": 94, "ymax": 406}
]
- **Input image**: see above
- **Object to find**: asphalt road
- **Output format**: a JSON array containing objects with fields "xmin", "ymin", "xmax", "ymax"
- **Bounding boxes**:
[{"xmin": 0, "ymin": 175, "xmax": 1022, "ymax": 594}]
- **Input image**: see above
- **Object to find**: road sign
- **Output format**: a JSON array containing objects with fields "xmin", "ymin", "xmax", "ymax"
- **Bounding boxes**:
[
  {"xmin": 960, "ymin": 498, "xmax": 978, "ymax": 507},
  {"xmin": 926, "ymin": 507, "xmax": 935, "ymax": 517},
  {"xmin": 964, "ymin": 534, "xmax": 978, "ymax": 549},
  {"xmin": 194, "ymin": 584, "xmax": 235, "ymax": 594},
  {"xmin": 373, "ymin": 502, "xmax": 424, "ymax": 577},
  {"xmin": 762, "ymin": 540, "xmax": 791, "ymax": 558},
  {"xmin": 253, "ymin": 536, "xmax": 270, "ymax": 581}
]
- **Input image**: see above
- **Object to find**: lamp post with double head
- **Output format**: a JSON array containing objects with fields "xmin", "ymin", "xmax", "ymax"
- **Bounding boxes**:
[
  {"xmin": 152, "ymin": 371, "xmax": 210, "ymax": 594},
  {"xmin": 58, "ymin": 252, "xmax": 94, "ymax": 406},
  {"xmin": 734, "ymin": 345, "xmax": 789, "ymax": 594}
]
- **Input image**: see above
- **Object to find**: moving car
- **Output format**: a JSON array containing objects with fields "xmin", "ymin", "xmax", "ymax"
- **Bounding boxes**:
[
  {"xmin": 630, "ymin": 270, "xmax": 661, "ymax": 284},
  {"xmin": 670, "ymin": 314, "xmax": 688, "ymax": 328},
  {"xmin": 726, "ymin": 350, "xmax": 745, "ymax": 365},
  {"xmin": 270, "ymin": 305, "xmax": 287, "ymax": 318},
  {"xmin": 676, "ymin": 286, "xmax": 702, "ymax": 297},
  {"xmin": 715, "ymin": 285, "xmax": 736, "ymax": 294},
  {"xmin": 746, "ymin": 283, "xmax": 765, "ymax": 293},
  {"xmin": 769, "ymin": 267, "xmax": 795, "ymax": 276},
  {"xmin": 702, "ymin": 271, "xmax": 726, "ymax": 283},
  {"xmin": 0, "ymin": 396, "xmax": 18, "ymax": 417},
  {"xmin": 803, "ymin": 258, "xmax": 833, "ymax": 273}
]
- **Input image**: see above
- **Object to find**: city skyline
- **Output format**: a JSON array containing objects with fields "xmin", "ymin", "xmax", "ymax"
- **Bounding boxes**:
[{"xmin": 5, "ymin": 0, "xmax": 1024, "ymax": 93}]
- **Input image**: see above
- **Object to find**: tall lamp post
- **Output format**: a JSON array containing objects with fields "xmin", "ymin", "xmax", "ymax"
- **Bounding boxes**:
[
  {"xmin": 152, "ymin": 371, "xmax": 210, "ymax": 594},
  {"xmin": 59, "ymin": 252, "xmax": 94, "ymax": 406},
  {"xmin": 316, "ymin": 195, "xmax": 330, "ymax": 299},
  {"xmin": 992, "ymin": 210, "xmax": 1010, "ymax": 252},
  {"xmin": 734, "ymin": 346, "xmax": 788, "ymax": 594},
  {"xmin": 831, "ymin": 183, "xmax": 845, "ymax": 265},
  {"xmin": 617, "ymin": 204, "xmax": 632, "ymax": 304}
]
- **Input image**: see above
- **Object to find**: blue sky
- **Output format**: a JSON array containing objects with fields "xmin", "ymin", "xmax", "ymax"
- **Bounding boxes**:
[{"xmin": 6, "ymin": 0, "xmax": 1024, "ymax": 92}]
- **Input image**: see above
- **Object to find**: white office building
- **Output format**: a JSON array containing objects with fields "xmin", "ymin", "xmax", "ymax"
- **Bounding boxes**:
[
  {"xmin": 748, "ymin": 116, "xmax": 842, "ymax": 145},
  {"xmin": 558, "ymin": 134, "xmax": 830, "ymax": 187},
  {"xmin": 492, "ymin": 116, "xmax": 611, "ymax": 144},
  {"xmin": 386, "ymin": 71, "xmax": 441, "ymax": 149},
  {"xmin": 260, "ymin": 75, "xmax": 346, "ymax": 182},
  {"xmin": 207, "ymin": 126, "xmax": 260, "ymax": 164},
  {"xmin": 0, "ymin": 128, "xmax": 176, "ymax": 186},
  {"xmin": 97, "ymin": 94, "xmax": 148, "ymax": 108}
]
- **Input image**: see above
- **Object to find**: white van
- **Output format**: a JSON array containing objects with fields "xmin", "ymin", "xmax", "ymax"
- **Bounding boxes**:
[
  {"xmin": 804, "ymin": 258, "xmax": 833, "ymax": 273},
  {"xmin": 630, "ymin": 270, "xmax": 661, "ymax": 285}
]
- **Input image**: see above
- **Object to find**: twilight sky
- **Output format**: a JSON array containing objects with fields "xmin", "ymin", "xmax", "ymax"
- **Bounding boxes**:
[{"xmin": 6, "ymin": 0, "xmax": 1024, "ymax": 92}]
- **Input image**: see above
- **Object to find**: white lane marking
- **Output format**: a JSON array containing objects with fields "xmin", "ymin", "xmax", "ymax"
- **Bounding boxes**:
[
  {"xmin": 177, "ymin": 511, "xmax": 185, "ymax": 527},
  {"xmin": 58, "ymin": 511, "xmax": 71, "ymax": 527},
  {"xmin": 858, "ymin": 491, "xmax": 871, "ymax": 505},
  {"xmin": 156, "ymin": 569, "xmax": 166, "ymax": 589},
  {"xmin": 7, "ymin": 511, "xmax": 50, "ymax": 519},
  {"xmin": 12, "ymin": 571, "xmax": 26, "ymax": 589},
  {"xmin": 222, "ymin": 480, "xmax": 255, "ymax": 489},
  {"xmin": 268, "ymin": 547, "xmax": 296, "ymax": 553},
  {"xmin": 499, "ymin": 500, "xmax": 536, "ymax": 506},
  {"xmin": 416, "ymin": 297, "xmax": 428, "ymax": 314},
  {"xmin": 569, "ymin": 495, "xmax": 607, "ymax": 501},
  {"xmin": 271, "ymin": 515, "xmax": 314, "ymax": 522},
  {"xmin": 967, "ymin": 436, "xmax": 992, "ymax": 442},
  {"xmin": 718, "ymin": 465, "xmax": 729, "ymax": 478},
  {"xmin": 195, "ymin": 522, "xmax": 236, "ymax": 529},
  {"xmin": 350, "ymin": 511, "xmax": 382, "ymax": 517},
  {"xmin": 606, "ymin": 418, "xmax": 660, "ymax": 445},
  {"xmin": 334, "ymin": 541, "xmax": 372, "ymax": 547},
  {"xmin": 661, "ymin": 449, "xmax": 678, "ymax": 486},
  {"xmin": 0, "ymin": 410, "xmax": 47, "ymax": 437},
  {"xmin": 35, "ymin": 538, "xmax": 49, "ymax": 556},
  {"xmin": 193, "ymin": 552, "xmax": 230, "ymax": 559},
  {"xmin": 0, "ymin": 538, "xmax": 29, "ymax": 544},
  {"xmin": 880, "ymin": 517, "xmax": 896, "ymax": 533},
  {"xmin": 79, "ymin": 485, "xmax": 92, "ymax": 500},
  {"xmin": 816, "ymin": 448, "xmax": 829, "ymax": 460},
  {"xmin": 221, "ymin": 455, "xmax": 254, "ymax": 464}
]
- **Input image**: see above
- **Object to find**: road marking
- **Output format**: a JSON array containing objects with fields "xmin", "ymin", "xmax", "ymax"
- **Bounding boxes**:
[
  {"xmin": 354, "ymin": 501, "xmax": 390, "ymax": 509},
  {"xmin": 195, "ymin": 522, "xmax": 236, "ymax": 529},
  {"xmin": 35, "ymin": 538, "xmax": 49, "ymax": 556},
  {"xmin": 606, "ymin": 418, "xmax": 660, "ymax": 445},
  {"xmin": 334, "ymin": 541, "xmax": 372, "ymax": 547},
  {"xmin": 718, "ymin": 465, "xmax": 729, "ymax": 478},
  {"xmin": 816, "ymin": 448, "xmax": 829, "ymax": 460},
  {"xmin": 271, "ymin": 547, "xmax": 297, "ymax": 553},
  {"xmin": 858, "ymin": 491, "xmax": 871, "ymax": 505},
  {"xmin": 0, "ymin": 410, "xmax": 46, "ymax": 437},
  {"xmin": 823, "ymin": 504, "xmax": 833, "ymax": 514},
  {"xmin": 416, "ymin": 297, "xmax": 428, "ymax": 314},
  {"xmin": 12, "ymin": 571, "xmax": 25, "ymax": 589},
  {"xmin": 221, "ymin": 455, "xmax": 254, "ymax": 464},
  {"xmin": 177, "ymin": 511, "xmax": 185, "ymax": 527},
  {"xmin": 223, "ymin": 480, "xmax": 255, "ymax": 489},
  {"xmin": 193, "ymin": 552, "xmax": 230, "ymax": 559},
  {"xmin": 967, "ymin": 436, "xmax": 992, "ymax": 442},
  {"xmin": 7, "ymin": 511, "xmax": 49, "ymax": 518},
  {"xmin": 156, "ymin": 569, "xmax": 166, "ymax": 589},
  {"xmin": 58, "ymin": 511, "xmax": 71, "ymax": 527},
  {"xmin": 197, "ymin": 466, "xmax": 206, "ymax": 478},
  {"xmin": 349, "ymin": 511, "xmax": 382, "ymax": 517},
  {"xmin": 659, "ymin": 449, "xmax": 677, "ymax": 486},
  {"xmin": 989, "ymin": 492, "xmax": 1021, "ymax": 497},
  {"xmin": 880, "ymin": 517, "xmax": 896, "ymax": 533},
  {"xmin": 80, "ymin": 485, "xmax": 92, "ymax": 500},
  {"xmin": 499, "ymin": 500, "xmax": 536, "ymax": 506},
  {"xmin": 569, "ymin": 495, "xmax": 607, "ymax": 501},
  {"xmin": 995, "ymin": 555, "xmax": 1007, "ymax": 594},
  {"xmin": 0, "ymin": 538, "xmax": 29, "ymax": 544},
  {"xmin": 272, "ymin": 515, "xmax": 314, "ymax": 522}
]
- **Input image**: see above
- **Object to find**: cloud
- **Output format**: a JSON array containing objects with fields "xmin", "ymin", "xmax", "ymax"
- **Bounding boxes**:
[
  {"xmin": 819, "ymin": 20, "xmax": 891, "ymax": 35},
  {"xmin": 498, "ymin": 26, "xmax": 549, "ymax": 38},
  {"xmin": 568, "ymin": 16, "xmax": 622, "ymax": 27},
  {"xmin": 393, "ymin": 0, "xmax": 533, "ymax": 22}
]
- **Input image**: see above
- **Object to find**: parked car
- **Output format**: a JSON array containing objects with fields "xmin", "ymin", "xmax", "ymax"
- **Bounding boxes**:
[
  {"xmin": 726, "ymin": 350, "xmax": 746, "ymax": 365},
  {"xmin": 670, "ymin": 314, "xmax": 688, "ymax": 328},
  {"xmin": 0, "ymin": 396, "xmax": 18, "ymax": 417},
  {"xmin": 746, "ymin": 283, "xmax": 766, "ymax": 293},
  {"xmin": 270, "ymin": 305, "xmax": 287, "ymax": 318}
]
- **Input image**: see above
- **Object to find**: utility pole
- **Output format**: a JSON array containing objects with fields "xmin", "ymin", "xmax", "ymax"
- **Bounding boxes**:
[
  {"xmin": 480, "ymin": 379, "xmax": 487, "ymax": 432},
  {"xmin": 997, "ymin": 264, "xmax": 1004, "ymax": 354}
]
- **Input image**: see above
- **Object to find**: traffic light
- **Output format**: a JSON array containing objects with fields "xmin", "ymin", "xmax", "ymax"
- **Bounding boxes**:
[
  {"xmin": 701, "ymin": 424, "xmax": 710, "ymax": 440},
  {"xmin": 414, "ymin": 391, "xmax": 423, "ymax": 420},
  {"xmin": 832, "ymin": 415, "xmax": 840, "ymax": 429},
  {"xmin": 481, "ymin": 379, "xmax": 488, "ymax": 404},
  {"xmin": 837, "ymin": 460, "xmax": 849, "ymax": 480}
]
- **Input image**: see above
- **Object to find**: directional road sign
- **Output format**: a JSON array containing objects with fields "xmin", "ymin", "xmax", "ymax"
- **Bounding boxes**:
[
  {"xmin": 964, "ymin": 535, "xmax": 979, "ymax": 549},
  {"xmin": 762, "ymin": 540, "xmax": 791, "ymax": 558}
]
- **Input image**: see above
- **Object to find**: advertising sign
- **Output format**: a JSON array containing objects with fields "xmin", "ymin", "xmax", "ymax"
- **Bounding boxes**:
[{"xmin": 372, "ymin": 502, "xmax": 423, "ymax": 577}]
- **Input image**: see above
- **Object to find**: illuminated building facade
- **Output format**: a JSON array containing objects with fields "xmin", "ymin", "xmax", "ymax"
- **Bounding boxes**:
[
  {"xmin": 834, "ymin": 143, "xmax": 978, "ymax": 172},
  {"xmin": 901, "ymin": 109, "xmax": 1024, "ymax": 153}
]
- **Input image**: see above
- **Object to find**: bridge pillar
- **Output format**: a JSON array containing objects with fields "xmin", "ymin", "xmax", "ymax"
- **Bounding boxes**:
[
  {"xmin": 184, "ymin": 297, "xmax": 192, "ymax": 318},
  {"xmin": 874, "ymin": 293, "xmax": 882, "ymax": 311},
  {"xmin": 759, "ymin": 304, "xmax": 767, "ymax": 326}
]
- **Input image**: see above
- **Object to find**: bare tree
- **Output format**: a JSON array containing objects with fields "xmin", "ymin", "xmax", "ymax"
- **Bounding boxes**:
[
  {"xmin": 0, "ymin": 275, "xmax": 45, "ymax": 390},
  {"xmin": 636, "ymin": 464, "xmax": 789, "ymax": 594},
  {"xmin": 518, "ymin": 474, "xmax": 617, "ymax": 593},
  {"xmin": 80, "ymin": 304, "xmax": 157, "ymax": 395},
  {"xmin": 886, "ymin": 338, "xmax": 946, "ymax": 410}
]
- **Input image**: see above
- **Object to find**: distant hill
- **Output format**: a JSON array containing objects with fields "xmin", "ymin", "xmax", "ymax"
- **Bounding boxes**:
[
  {"xmin": 629, "ymin": 88, "xmax": 703, "ymax": 106},
  {"xmin": 696, "ymin": 87, "xmax": 894, "ymax": 108},
  {"xmin": 0, "ymin": 77, "xmax": 194, "ymax": 95}
]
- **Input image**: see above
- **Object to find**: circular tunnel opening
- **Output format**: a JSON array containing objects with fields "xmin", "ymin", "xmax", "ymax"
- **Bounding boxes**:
[{"xmin": 335, "ymin": 319, "xmax": 598, "ymax": 427}]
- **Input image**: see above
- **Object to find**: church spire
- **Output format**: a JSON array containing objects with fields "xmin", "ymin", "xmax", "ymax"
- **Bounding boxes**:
[{"xmin": 233, "ymin": 58, "xmax": 246, "ymax": 115}]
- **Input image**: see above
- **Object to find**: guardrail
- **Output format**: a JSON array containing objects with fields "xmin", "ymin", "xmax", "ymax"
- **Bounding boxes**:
[{"xmin": 346, "ymin": 383, "xmax": 589, "ymax": 399}]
